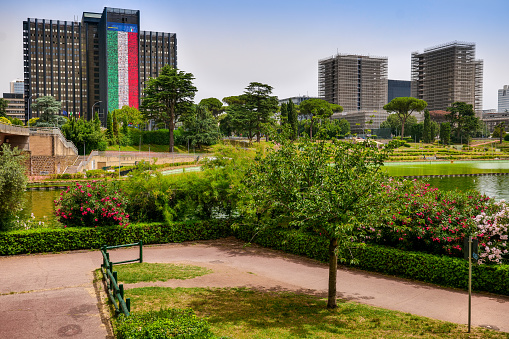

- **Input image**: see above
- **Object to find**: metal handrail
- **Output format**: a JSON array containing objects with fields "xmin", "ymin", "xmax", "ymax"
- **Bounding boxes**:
[{"xmin": 100, "ymin": 241, "xmax": 143, "ymax": 317}]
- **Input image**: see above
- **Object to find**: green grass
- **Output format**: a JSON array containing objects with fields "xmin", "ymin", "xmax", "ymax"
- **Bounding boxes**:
[
  {"xmin": 122, "ymin": 287, "xmax": 508, "ymax": 338},
  {"xmin": 106, "ymin": 144, "xmax": 214, "ymax": 153},
  {"xmin": 114, "ymin": 263, "xmax": 212, "ymax": 283}
]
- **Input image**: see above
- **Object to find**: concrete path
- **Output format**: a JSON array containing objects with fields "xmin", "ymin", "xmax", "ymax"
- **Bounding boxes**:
[{"xmin": 1, "ymin": 238, "xmax": 508, "ymax": 338}]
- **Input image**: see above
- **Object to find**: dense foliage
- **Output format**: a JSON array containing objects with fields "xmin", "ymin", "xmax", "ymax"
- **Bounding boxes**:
[
  {"xmin": 122, "ymin": 144, "xmax": 250, "ymax": 223},
  {"xmin": 0, "ymin": 145, "xmax": 28, "ymax": 230},
  {"xmin": 61, "ymin": 116, "xmax": 107, "ymax": 154},
  {"xmin": 241, "ymin": 131, "xmax": 392, "ymax": 308}
]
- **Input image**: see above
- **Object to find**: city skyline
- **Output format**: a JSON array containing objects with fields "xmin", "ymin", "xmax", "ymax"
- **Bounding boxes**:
[{"xmin": 1, "ymin": 0, "xmax": 508, "ymax": 110}]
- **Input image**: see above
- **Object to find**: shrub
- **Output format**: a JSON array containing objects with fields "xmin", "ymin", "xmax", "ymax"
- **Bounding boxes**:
[
  {"xmin": 55, "ymin": 181, "xmax": 129, "ymax": 227},
  {"xmin": 0, "ymin": 220, "xmax": 231, "ymax": 255},
  {"xmin": 51, "ymin": 173, "xmax": 85, "ymax": 180},
  {"xmin": 233, "ymin": 225, "xmax": 509, "ymax": 296},
  {"xmin": 367, "ymin": 179, "xmax": 503, "ymax": 262},
  {"xmin": 0, "ymin": 145, "xmax": 28, "ymax": 230},
  {"xmin": 114, "ymin": 308, "xmax": 215, "ymax": 339}
]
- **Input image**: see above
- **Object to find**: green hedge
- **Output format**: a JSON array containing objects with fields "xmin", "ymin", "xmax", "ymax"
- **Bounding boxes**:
[
  {"xmin": 114, "ymin": 308, "xmax": 216, "ymax": 339},
  {"xmin": 3, "ymin": 219, "xmax": 508, "ymax": 296},
  {"xmin": 0, "ymin": 220, "xmax": 232, "ymax": 255},
  {"xmin": 233, "ymin": 226, "xmax": 509, "ymax": 296}
]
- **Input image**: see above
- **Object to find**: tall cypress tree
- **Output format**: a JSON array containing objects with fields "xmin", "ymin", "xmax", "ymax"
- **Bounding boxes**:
[
  {"xmin": 287, "ymin": 100, "xmax": 297, "ymax": 140},
  {"xmin": 423, "ymin": 110, "xmax": 432, "ymax": 143},
  {"xmin": 280, "ymin": 103, "xmax": 288, "ymax": 125},
  {"xmin": 106, "ymin": 111, "xmax": 113, "ymax": 140}
]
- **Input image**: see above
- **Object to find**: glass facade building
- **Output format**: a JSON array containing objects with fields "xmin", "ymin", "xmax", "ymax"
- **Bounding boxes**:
[
  {"xmin": 498, "ymin": 85, "xmax": 509, "ymax": 113},
  {"xmin": 23, "ymin": 7, "xmax": 177, "ymax": 124}
]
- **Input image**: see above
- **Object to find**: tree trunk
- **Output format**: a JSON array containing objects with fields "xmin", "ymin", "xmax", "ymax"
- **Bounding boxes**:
[
  {"xmin": 169, "ymin": 118, "xmax": 174, "ymax": 153},
  {"xmin": 327, "ymin": 237, "xmax": 338, "ymax": 309},
  {"xmin": 256, "ymin": 131, "xmax": 261, "ymax": 143},
  {"xmin": 401, "ymin": 116, "xmax": 406, "ymax": 138},
  {"xmin": 310, "ymin": 119, "xmax": 314, "ymax": 140}
]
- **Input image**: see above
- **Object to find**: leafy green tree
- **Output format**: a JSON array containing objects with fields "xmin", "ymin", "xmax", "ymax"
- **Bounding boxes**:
[
  {"xmin": 445, "ymin": 102, "xmax": 479, "ymax": 143},
  {"xmin": 318, "ymin": 119, "xmax": 351, "ymax": 139},
  {"xmin": 299, "ymin": 98, "xmax": 343, "ymax": 140},
  {"xmin": 31, "ymin": 96, "xmax": 61, "ymax": 122},
  {"xmin": 199, "ymin": 98, "xmax": 224, "ymax": 118},
  {"xmin": 10, "ymin": 117, "xmax": 24, "ymax": 126},
  {"xmin": 61, "ymin": 118, "xmax": 107, "ymax": 155},
  {"xmin": 218, "ymin": 111, "xmax": 234, "ymax": 137},
  {"xmin": 492, "ymin": 122, "xmax": 506, "ymax": 144},
  {"xmin": 111, "ymin": 105, "xmax": 145, "ymax": 127},
  {"xmin": 287, "ymin": 100, "xmax": 298, "ymax": 139},
  {"xmin": 380, "ymin": 114, "xmax": 417, "ymax": 137},
  {"xmin": 411, "ymin": 122, "xmax": 424, "ymax": 142},
  {"xmin": 242, "ymin": 131, "xmax": 392, "ymax": 308},
  {"xmin": 430, "ymin": 121, "xmax": 439, "ymax": 142},
  {"xmin": 422, "ymin": 110, "xmax": 432, "ymax": 143},
  {"xmin": 141, "ymin": 65, "xmax": 197, "ymax": 152},
  {"xmin": 383, "ymin": 97, "xmax": 427, "ymax": 138},
  {"xmin": 0, "ymin": 144, "xmax": 27, "ymax": 230},
  {"xmin": 0, "ymin": 98, "xmax": 7, "ymax": 118},
  {"xmin": 440, "ymin": 122, "xmax": 451, "ymax": 145},
  {"xmin": 184, "ymin": 104, "xmax": 220, "ymax": 149},
  {"xmin": 243, "ymin": 82, "xmax": 279, "ymax": 142},
  {"xmin": 223, "ymin": 95, "xmax": 256, "ymax": 140}
]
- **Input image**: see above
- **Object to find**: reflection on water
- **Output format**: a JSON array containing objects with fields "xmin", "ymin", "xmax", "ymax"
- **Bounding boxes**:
[
  {"xmin": 384, "ymin": 160, "xmax": 509, "ymax": 177},
  {"xmin": 426, "ymin": 175, "xmax": 509, "ymax": 201},
  {"xmin": 20, "ymin": 190, "xmax": 61, "ymax": 222}
]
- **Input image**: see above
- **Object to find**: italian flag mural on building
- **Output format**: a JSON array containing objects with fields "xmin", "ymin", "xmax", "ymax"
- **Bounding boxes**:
[{"xmin": 107, "ymin": 22, "xmax": 139, "ymax": 111}]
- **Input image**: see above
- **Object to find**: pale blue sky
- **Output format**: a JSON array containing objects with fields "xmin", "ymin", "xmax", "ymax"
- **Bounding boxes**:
[{"xmin": 1, "ymin": 0, "xmax": 507, "ymax": 109}]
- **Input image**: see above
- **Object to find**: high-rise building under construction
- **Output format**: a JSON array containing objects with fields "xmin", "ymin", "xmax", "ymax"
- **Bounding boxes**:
[
  {"xmin": 23, "ymin": 7, "xmax": 177, "ymax": 124},
  {"xmin": 318, "ymin": 54, "xmax": 388, "ymax": 112},
  {"xmin": 411, "ymin": 41, "xmax": 483, "ymax": 113},
  {"xmin": 318, "ymin": 54, "xmax": 389, "ymax": 134}
]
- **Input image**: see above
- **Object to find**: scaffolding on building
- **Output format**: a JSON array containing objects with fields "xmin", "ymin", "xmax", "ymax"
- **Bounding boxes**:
[
  {"xmin": 411, "ymin": 41, "xmax": 483, "ymax": 114},
  {"xmin": 318, "ymin": 54, "xmax": 388, "ymax": 112}
]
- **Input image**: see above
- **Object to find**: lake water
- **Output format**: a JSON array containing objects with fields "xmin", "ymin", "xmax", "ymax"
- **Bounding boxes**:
[
  {"xmin": 383, "ymin": 160, "xmax": 509, "ymax": 177},
  {"xmin": 21, "ymin": 160, "xmax": 509, "ymax": 222},
  {"xmin": 21, "ymin": 189, "xmax": 61, "ymax": 223},
  {"xmin": 383, "ymin": 160, "xmax": 509, "ymax": 201}
]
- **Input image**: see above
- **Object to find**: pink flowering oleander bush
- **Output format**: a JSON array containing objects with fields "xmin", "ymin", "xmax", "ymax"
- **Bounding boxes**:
[
  {"xmin": 55, "ymin": 181, "xmax": 129, "ymax": 228},
  {"xmin": 474, "ymin": 200, "xmax": 509, "ymax": 264},
  {"xmin": 362, "ymin": 178, "xmax": 507, "ymax": 263}
]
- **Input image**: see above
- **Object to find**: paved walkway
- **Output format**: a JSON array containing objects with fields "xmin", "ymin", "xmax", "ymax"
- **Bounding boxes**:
[{"xmin": 1, "ymin": 238, "xmax": 508, "ymax": 338}]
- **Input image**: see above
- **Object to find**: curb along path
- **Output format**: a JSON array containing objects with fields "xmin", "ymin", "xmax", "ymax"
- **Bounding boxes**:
[{"xmin": 1, "ymin": 238, "xmax": 508, "ymax": 338}]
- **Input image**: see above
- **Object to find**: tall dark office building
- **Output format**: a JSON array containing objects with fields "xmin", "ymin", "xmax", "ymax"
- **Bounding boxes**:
[
  {"xmin": 387, "ymin": 80, "xmax": 411, "ymax": 103},
  {"xmin": 23, "ymin": 7, "xmax": 177, "ymax": 124}
]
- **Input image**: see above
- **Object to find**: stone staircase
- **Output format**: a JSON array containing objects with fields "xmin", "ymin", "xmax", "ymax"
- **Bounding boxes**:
[{"xmin": 63, "ymin": 156, "xmax": 86, "ymax": 174}]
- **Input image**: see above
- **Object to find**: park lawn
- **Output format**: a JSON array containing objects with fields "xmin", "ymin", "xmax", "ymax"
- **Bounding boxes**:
[
  {"xmin": 106, "ymin": 144, "xmax": 215, "ymax": 153},
  {"xmin": 123, "ymin": 287, "xmax": 507, "ymax": 339},
  {"xmin": 114, "ymin": 263, "xmax": 211, "ymax": 283}
]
